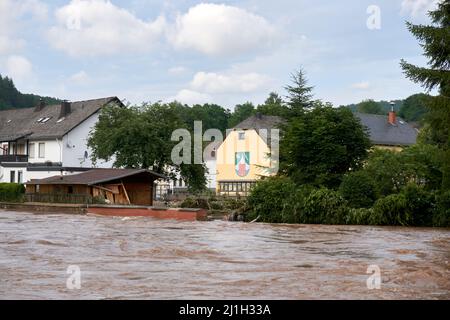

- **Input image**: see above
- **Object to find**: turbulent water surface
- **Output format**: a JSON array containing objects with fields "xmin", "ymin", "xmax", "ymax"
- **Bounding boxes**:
[{"xmin": 0, "ymin": 210, "xmax": 449, "ymax": 299}]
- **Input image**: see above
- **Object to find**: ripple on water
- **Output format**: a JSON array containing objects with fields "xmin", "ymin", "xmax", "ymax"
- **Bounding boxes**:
[{"xmin": 0, "ymin": 210, "xmax": 449, "ymax": 299}]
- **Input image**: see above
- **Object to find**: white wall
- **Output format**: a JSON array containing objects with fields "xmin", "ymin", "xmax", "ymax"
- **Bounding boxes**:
[
  {"xmin": 0, "ymin": 165, "xmax": 83, "ymax": 184},
  {"xmin": 28, "ymin": 140, "xmax": 62, "ymax": 163},
  {"xmin": 62, "ymin": 111, "xmax": 115, "ymax": 168},
  {"xmin": 205, "ymin": 159, "xmax": 217, "ymax": 189}
]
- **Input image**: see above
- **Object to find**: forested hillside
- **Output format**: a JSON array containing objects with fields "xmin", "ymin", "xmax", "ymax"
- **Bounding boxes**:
[{"xmin": 0, "ymin": 74, "xmax": 61, "ymax": 110}]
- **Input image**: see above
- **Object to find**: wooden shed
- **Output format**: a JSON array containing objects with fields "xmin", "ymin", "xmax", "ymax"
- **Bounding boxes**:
[{"xmin": 26, "ymin": 169, "xmax": 166, "ymax": 206}]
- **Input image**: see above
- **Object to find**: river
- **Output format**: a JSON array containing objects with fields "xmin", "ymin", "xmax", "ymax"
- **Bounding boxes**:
[{"xmin": 0, "ymin": 210, "xmax": 448, "ymax": 299}]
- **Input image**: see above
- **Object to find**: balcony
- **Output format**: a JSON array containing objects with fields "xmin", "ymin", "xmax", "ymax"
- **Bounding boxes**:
[{"xmin": 0, "ymin": 154, "xmax": 29, "ymax": 163}]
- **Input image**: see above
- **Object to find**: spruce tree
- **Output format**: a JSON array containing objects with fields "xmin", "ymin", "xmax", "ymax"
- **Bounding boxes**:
[
  {"xmin": 400, "ymin": 1, "xmax": 450, "ymax": 190},
  {"xmin": 284, "ymin": 68, "xmax": 314, "ymax": 116}
]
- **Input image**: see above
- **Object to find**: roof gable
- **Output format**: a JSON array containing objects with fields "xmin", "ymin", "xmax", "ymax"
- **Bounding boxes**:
[{"xmin": 0, "ymin": 97, "xmax": 122, "ymax": 142}]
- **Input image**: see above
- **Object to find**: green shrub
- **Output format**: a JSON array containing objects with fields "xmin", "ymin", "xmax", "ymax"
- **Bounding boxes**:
[
  {"xmin": 281, "ymin": 185, "xmax": 315, "ymax": 223},
  {"xmin": 301, "ymin": 188, "xmax": 350, "ymax": 224},
  {"xmin": 180, "ymin": 197, "xmax": 209, "ymax": 209},
  {"xmin": 0, "ymin": 183, "xmax": 25, "ymax": 202},
  {"xmin": 246, "ymin": 176, "xmax": 298, "ymax": 223},
  {"xmin": 372, "ymin": 193, "xmax": 411, "ymax": 226},
  {"xmin": 223, "ymin": 198, "xmax": 246, "ymax": 210},
  {"xmin": 339, "ymin": 171, "xmax": 378, "ymax": 208},
  {"xmin": 401, "ymin": 184, "xmax": 435, "ymax": 226},
  {"xmin": 209, "ymin": 201, "xmax": 224, "ymax": 210},
  {"xmin": 346, "ymin": 208, "xmax": 374, "ymax": 225},
  {"xmin": 433, "ymin": 191, "xmax": 450, "ymax": 227}
]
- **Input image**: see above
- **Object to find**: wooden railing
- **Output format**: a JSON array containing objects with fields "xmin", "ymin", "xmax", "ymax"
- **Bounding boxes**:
[{"xmin": 24, "ymin": 193, "xmax": 94, "ymax": 204}]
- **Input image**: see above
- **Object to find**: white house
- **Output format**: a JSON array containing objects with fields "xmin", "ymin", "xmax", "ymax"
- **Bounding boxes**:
[{"xmin": 0, "ymin": 97, "xmax": 123, "ymax": 184}]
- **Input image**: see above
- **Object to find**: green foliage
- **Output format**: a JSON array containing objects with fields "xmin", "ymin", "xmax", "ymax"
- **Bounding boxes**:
[
  {"xmin": 246, "ymin": 176, "xmax": 298, "ymax": 223},
  {"xmin": 284, "ymin": 68, "xmax": 314, "ymax": 116},
  {"xmin": 280, "ymin": 104, "xmax": 371, "ymax": 188},
  {"xmin": 0, "ymin": 74, "xmax": 61, "ymax": 110},
  {"xmin": 364, "ymin": 145, "xmax": 444, "ymax": 196},
  {"xmin": 371, "ymin": 184, "xmax": 436, "ymax": 226},
  {"xmin": 364, "ymin": 149, "xmax": 411, "ymax": 195},
  {"xmin": 180, "ymin": 197, "xmax": 209, "ymax": 209},
  {"xmin": 398, "ymin": 93, "xmax": 430, "ymax": 122},
  {"xmin": 339, "ymin": 171, "xmax": 378, "ymax": 208},
  {"xmin": 256, "ymin": 92, "xmax": 289, "ymax": 117},
  {"xmin": 357, "ymin": 99, "xmax": 385, "ymax": 115},
  {"xmin": 371, "ymin": 193, "xmax": 411, "ymax": 226},
  {"xmin": 433, "ymin": 191, "xmax": 450, "ymax": 227},
  {"xmin": 402, "ymin": 184, "xmax": 436, "ymax": 226},
  {"xmin": 0, "ymin": 183, "xmax": 25, "ymax": 202},
  {"xmin": 228, "ymin": 102, "xmax": 255, "ymax": 127},
  {"xmin": 346, "ymin": 208, "xmax": 374, "ymax": 225},
  {"xmin": 88, "ymin": 102, "xmax": 207, "ymax": 192},
  {"xmin": 400, "ymin": 1, "xmax": 450, "ymax": 190},
  {"xmin": 301, "ymin": 188, "xmax": 350, "ymax": 225}
]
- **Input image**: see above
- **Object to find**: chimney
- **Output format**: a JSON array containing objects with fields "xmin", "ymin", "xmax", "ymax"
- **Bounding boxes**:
[
  {"xmin": 388, "ymin": 101, "xmax": 396, "ymax": 125},
  {"xmin": 59, "ymin": 100, "xmax": 71, "ymax": 118},
  {"xmin": 34, "ymin": 98, "xmax": 46, "ymax": 112}
]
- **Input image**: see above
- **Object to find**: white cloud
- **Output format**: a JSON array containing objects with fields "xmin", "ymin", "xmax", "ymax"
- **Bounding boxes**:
[
  {"xmin": 0, "ymin": 0, "xmax": 47, "ymax": 55},
  {"xmin": 401, "ymin": 0, "xmax": 439, "ymax": 17},
  {"xmin": 351, "ymin": 81, "xmax": 371, "ymax": 90},
  {"xmin": 190, "ymin": 71, "xmax": 272, "ymax": 94},
  {"xmin": 69, "ymin": 70, "xmax": 90, "ymax": 84},
  {"xmin": 168, "ymin": 66, "xmax": 188, "ymax": 76},
  {"xmin": 168, "ymin": 3, "xmax": 278, "ymax": 56},
  {"xmin": 47, "ymin": 0, "xmax": 166, "ymax": 57},
  {"xmin": 170, "ymin": 89, "xmax": 211, "ymax": 105},
  {"xmin": 5, "ymin": 55, "xmax": 33, "ymax": 81}
]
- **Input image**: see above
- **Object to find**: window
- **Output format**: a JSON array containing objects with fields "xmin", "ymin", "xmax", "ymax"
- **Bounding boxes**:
[
  {"xmin": 29, "ymin": 143, "xmax": 35, "ymax": 158},
  {"xmin": 38, "ymin": 143, "xmax": 45, "ymax": 158},
  {"xmin": 18, "ymin": 171, "xmax": 23, "ymax": 184},
  {"xmin": 68, "ymin": 186, "xmax": 74, "ymax": 194},
  {"xmin": 10, "ymin": 171, "xmax": 15, "ymax": 183},
  {"xmin": 238, "ymin": 132, "xmax": 245, "ymax": 140}
]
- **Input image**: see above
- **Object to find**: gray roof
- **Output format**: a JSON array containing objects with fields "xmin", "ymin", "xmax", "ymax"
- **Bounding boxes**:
[
  {"xmin": 233, "ymin": 114, "xmax": 285, "ymax": 131},
  {"xmin": 26, "ymin": 168, "xmax": 166, "ymax": 185},
  {"xmin": 231, "ymin": 114, "xmax": 284, "ymax": 147},
  {"xmin": 355, "ymin": 112, "xmax": 418, "ymax": 146},
  {"xmin": 0, "ymin": 97, "xmax": 122, "ymax": 142}
]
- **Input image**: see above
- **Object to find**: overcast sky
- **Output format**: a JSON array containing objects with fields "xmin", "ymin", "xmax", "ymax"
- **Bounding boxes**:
[{"xmin": 0, "ymin": 0, "xmax": 440, "ymax": 109}]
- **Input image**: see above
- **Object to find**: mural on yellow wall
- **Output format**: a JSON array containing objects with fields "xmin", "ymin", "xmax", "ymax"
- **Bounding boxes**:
[{"xmin": 235, "ymin": 152, "xmax": 250, "ymax": 177}]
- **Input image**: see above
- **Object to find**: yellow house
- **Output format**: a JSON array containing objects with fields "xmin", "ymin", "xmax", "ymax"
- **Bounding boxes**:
[{"xmin": 216, "ymin": 114, "xmax": 284, "ymax": 196}]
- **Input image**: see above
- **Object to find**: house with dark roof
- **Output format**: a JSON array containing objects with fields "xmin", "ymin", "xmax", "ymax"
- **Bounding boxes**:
[
  {"xmin": 26, "ymin": 169, "xmax": 166, "ymax": 206},
  {"xmin": 354, "ymin": 109, "xmax": 418, "ymax": 150},
  {"xmin": 215, "ymin": 114, "xmax": 284, "ymax": 196},
  {"xmin": 0, "ymin": 97, "xmax": 124, "ymax": 184}
]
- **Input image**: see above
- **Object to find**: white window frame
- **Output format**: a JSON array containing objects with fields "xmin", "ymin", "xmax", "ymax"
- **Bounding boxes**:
[
  {"xmin": 29, "ymin": 143, "xmax": 35, "ymax": 159},
  {"xmin": 38, "ymin": 143, "xmax": 45, "ymax": 158}
]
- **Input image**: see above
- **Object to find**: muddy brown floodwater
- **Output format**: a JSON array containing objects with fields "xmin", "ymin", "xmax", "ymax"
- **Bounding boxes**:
[{"xmin": 0, "ymin": 210, "xmax": 449, "ymax": 299}]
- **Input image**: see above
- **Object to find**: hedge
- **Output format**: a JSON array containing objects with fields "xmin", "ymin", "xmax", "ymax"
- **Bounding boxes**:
[{"xmin": 0, "ymin": 183, "xmax": 25, "ymax": 202}]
